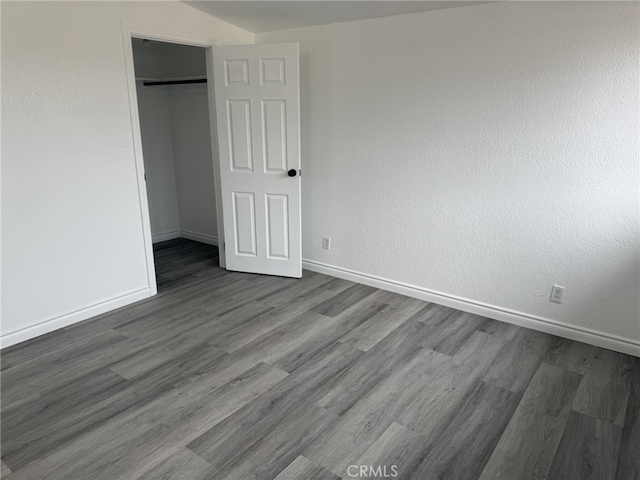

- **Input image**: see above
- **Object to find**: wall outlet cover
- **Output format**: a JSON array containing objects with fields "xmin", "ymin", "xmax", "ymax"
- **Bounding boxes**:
[{"xmin": 550, "ymin": 285, "xmax": 565, "ymax": 304}]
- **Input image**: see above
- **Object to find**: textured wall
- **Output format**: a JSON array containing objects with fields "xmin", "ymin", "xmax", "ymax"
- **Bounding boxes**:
[
  {"xmin": 257, "ymin": 2, "xmax": 640, "ymax": 342},
  {"xmin": 1, "ymin": 1, "xmax": 252, "ymax": 341}
]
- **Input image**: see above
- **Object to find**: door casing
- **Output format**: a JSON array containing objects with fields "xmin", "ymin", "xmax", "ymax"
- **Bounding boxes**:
[{"xmin": 121, "ymin": 22, "xmax": 228, "ymax": 296}]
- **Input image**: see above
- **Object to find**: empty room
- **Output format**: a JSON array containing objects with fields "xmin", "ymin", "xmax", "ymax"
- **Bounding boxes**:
[{"xmin": 1, "ymin": 1, "xmax": 638, "ymax": 479}]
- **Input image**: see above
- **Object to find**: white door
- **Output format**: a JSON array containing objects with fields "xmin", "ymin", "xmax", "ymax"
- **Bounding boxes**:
[{"xmin": 212, "ymin": 43, "xmax": 301, "ymax": 278}]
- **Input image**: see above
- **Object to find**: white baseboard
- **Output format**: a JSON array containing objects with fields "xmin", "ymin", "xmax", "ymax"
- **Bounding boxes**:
[
  {"xmin": 152, "ymin": 230, "xmax": 218, "ymax": 246},
  {"xmin": 2, "ymin": 228, "xmax": 216, "ymax": 349},
  {"xmin": 302, "ymin": 259, "xmax": 640, "ymax": 357},
  {"xmin": 0, "ymin": 288, "xmax": 151, "ymax": 349},
  {"xmin": 180, "ymin": 230, "xmax": 218, "ymax": 246},
  {"xmin": 152, "ymin": 230, "xmax": 181, "ymax": 243}
]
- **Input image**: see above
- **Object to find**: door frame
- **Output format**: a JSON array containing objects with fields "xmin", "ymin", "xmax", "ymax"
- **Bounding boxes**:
[{"xmin": 121, "ymin": 22, "xmax": 227, "ymax": 296}]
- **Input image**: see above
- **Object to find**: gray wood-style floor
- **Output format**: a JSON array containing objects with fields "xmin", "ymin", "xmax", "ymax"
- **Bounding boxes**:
[{"xmin": 2, "ymin": 239, "xmax": 639, "ymax": 480}]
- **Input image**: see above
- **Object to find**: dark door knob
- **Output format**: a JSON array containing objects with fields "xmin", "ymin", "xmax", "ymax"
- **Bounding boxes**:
[{"xmin": 288, "ymin": 169, "xmax": 297, "ymax": 177}]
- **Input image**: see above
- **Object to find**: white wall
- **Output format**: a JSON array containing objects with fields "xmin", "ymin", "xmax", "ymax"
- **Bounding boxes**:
[
  {"xmin": 132, "ymin": 41, "xmax": 207, "ymax": 80},
  {"xmin": 170, "ymin": 84, "xmax": 218, "ymax": 243},
  {"xmin": 135, "ymin": 81, "xmax": 181, "ymax": 240},
  {"xmin": 1, "ymin": 1, "xmax": 253, "ymax": 346},
  {"xmin": 257, "ymin": 2, "xmax": 640, "ymax": 353}
]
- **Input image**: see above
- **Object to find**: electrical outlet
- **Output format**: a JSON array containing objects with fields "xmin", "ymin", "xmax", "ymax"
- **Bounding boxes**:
[
  {"xmin": 550, "ymin": 285, "xmax": 565, "ymax": 304},
  {"xmin": 322, "ymin": 236, "xmax": 331, "ymax": 250}
]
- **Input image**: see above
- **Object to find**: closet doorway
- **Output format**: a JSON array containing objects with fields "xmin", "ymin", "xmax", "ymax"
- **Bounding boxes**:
[{"xmin": 131, "ymin": 38, "xmax": 219, "ymax": 290}]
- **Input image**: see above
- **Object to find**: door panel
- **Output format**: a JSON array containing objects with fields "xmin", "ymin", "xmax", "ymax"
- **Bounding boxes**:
[
  {"xmin": 213, "ymin": 43, "xmax": 301, "ymax": 277},
  {"xmin": 262, "ymin": 100, "xmax": 287, "ymax": 172},
  {"xmin": 266, "ymin": 194, "xmax": 289, "ymax": 259},
  {"xmin": 228, "ymin": 100, "xmax": 253, "ymax": 172},
  {"xmin": 232, "ymin": 192, "xmax": 257, "ymax": 256}
]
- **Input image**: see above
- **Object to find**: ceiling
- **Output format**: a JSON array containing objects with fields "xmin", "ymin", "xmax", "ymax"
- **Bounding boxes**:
[{"xmin": 185, "ymin": 1, "xmax": 490, "ymax": 34}]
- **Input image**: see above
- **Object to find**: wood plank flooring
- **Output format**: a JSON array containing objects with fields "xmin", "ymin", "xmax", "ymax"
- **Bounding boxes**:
[{"xmin": 1, "ymin": 238, "xmax": 638, "ymax": 480}]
